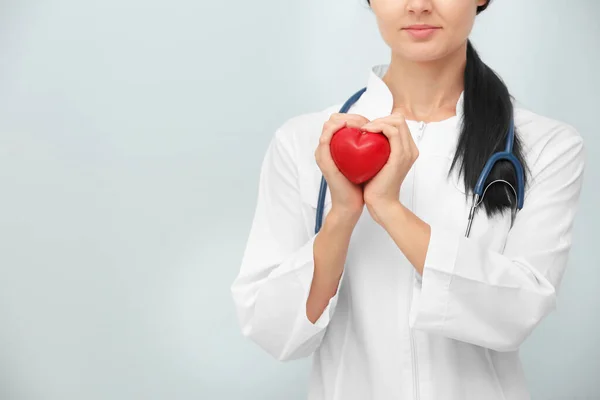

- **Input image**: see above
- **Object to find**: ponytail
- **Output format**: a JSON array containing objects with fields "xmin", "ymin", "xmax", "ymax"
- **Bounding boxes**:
[
  {"xmin": 364, "ymin": 0, "xmax": 528, "ymax": 217},
  {"xmin": 452, "ymin": 40, "xmax": 528, "ymax": 217}
]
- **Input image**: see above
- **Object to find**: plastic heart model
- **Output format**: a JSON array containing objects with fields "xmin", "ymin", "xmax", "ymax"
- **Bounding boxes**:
[{"xmin": 330, "ymin": 126, "xmax": 391, "ymax": 185}]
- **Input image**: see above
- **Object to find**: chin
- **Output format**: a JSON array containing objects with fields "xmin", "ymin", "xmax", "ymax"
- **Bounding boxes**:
[{"xmin": 392, "ymin": 41, "xmax": 453, "ymax": 63}]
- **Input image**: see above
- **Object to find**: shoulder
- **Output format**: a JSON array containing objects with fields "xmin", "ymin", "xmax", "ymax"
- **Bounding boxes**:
[
  {"xmin": 514, "ymin": 105, "xmax": 585, "ymax": 176},
  {"xmin": 515, "ymin": 105, "xmax": 583, "ymax": 147},
  {"xmin": 274, "ymin": 103, "xmax": 341, "ymax": 142},
  {"xmin": 270, "ymin": 103, "xmax": 342, "ymax": 160}
]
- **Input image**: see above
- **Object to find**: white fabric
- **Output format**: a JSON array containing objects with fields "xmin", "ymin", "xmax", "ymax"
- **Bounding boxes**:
[{"xmin": 230, "ymin": 64, "xmax": 586, "ymax": 400}]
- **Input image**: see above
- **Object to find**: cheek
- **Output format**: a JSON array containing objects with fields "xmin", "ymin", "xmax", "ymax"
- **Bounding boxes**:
[
  {"xmin": 439, "ymin": 0, "xmax": 478, "ymax": 38},
  {"xmin": 377, "ymin": 23, "xmax": 400, "ymax": 50},
  {"xmin": 372, "ymin": 2, "xmax": 403, "ymax": 40}
]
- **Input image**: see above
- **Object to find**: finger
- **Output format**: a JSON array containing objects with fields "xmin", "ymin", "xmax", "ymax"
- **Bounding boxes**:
[
  {"xmin": 329, "ymin": 113, "xmax": 370, "ymax": 128},
  {"xmin": 369, "ymin": 113, "xmax": 406, "ymax": 130},
  {"xmin": 316, "ymin": 120, "xmax": 346, "ymax": 173},
  {"xmin": 398, "ymin": 124, "xmax": 413, "ymax": 160},
  {"xmin": 319, "ymin": 120, "xmax": 347, "ymax": 148},
  {"xmin": 406, "ymin": 126, "xmax": 419, "ymax": 156},
  {"xmin": 329, "ymin": 113, "xmax": 369, "ymax": 122},
  {"xmin": 377, "ymin": 115, "xmax": 416, "ymax": 156},
  {"xmin": 365, "ymin": 116, "xmax": 418, "ymax": 161},
  {"xmin": 362, "ymin": 122, "xmax": 403, "ymax": 153},
  {"xmin": 391, "ymin": 109, "xmax": 405, "ymax": 118},
  {"xmin": 328, "ymin": 119, "xmax": 368, "ymax": 132},
  {"xmin": 394, "ymin": 119, "xmax": 418, "ymax": 156}
]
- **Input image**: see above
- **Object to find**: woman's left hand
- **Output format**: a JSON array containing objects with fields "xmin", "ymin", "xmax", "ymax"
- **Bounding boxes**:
[{"xmin": 362, "ymin": 112, "xmax": 419, "ymax": 225}]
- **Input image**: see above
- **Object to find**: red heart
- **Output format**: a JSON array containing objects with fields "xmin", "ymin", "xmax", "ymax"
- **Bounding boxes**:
[{"xmin": 330, "ymin": 126, "xmax": 391, "ymax": 184}]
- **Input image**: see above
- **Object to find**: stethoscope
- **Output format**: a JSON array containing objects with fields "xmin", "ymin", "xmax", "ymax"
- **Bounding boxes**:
[{"xmin": 314, "ymin": 87, "xmax": 525, "ymax": 238}]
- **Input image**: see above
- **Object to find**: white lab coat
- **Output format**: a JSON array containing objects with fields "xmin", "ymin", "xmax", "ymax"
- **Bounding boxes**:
[{"xmin": 230, "ymin": 64, "xmax": 586, "ymax": 400}]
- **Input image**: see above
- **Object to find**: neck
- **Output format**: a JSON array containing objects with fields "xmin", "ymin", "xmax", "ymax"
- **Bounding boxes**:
[{"xmin": 382, "ymin": 42, "xmax": 467, "ymax": 122}]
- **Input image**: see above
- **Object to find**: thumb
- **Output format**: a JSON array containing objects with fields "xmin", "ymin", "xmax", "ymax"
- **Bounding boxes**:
[{"xmin": 392, "ymin": 109, "xmax": 405, "ymax": 118}]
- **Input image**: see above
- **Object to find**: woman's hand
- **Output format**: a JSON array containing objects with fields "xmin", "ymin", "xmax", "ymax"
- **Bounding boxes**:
[
  {"xmin": 315, "ymin": 113, "xmax": 370, "ymax": 222},
  {"xmin": 361, "ymin": 112, "xmax": 419, "ymax": 225}
]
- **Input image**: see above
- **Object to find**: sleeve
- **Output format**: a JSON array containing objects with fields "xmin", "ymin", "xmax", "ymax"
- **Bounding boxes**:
[
  {"xmin": 408, "ymin": 128, "xmax": 586, "ymax": 352},
  {"xmin": 230, "ymin": 128, "xmax": 343, "ymax": 361}
]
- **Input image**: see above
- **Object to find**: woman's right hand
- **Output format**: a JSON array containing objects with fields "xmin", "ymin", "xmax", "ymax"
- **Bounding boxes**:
[{"xmin": 314, "ymin": 113, "xmax": 370, "ymax": 221}]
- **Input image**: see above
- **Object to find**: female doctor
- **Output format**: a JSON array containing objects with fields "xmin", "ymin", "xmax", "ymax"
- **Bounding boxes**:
[{"xmin": 231, "ymin": 0, "xmax": 586, "ymax": 399}]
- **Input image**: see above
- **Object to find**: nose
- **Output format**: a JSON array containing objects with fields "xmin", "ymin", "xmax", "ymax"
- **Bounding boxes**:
[{"xmin": 406, "ymin": 0, "xmax": 432, "ymax": 14}]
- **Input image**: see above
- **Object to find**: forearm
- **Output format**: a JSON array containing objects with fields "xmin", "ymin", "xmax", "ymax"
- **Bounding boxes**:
[
  {"xmin": 371, "ymin": 200, "xmax": 431, "ymax": 275},
  {"xmin": 307, "ymin": 208, "xmax": 360, "ymax": 323}
]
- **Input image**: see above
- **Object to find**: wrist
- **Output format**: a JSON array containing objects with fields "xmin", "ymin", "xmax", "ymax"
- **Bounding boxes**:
[
  {"xmin": 369, "ymin": 200, "xmax": 407, "ymax": 227},
  {"xmin": 327, "ymin": 206, "xmax": 362, "ymax": 230}
]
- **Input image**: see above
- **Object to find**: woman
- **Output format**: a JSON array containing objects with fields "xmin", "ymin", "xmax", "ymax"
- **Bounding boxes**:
[{"xmin": 231, "ymin": 0, "xmax": 585, "ymax": 399}]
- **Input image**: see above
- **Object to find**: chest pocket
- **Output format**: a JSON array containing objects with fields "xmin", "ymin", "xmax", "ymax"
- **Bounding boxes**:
[{"xmin": 415, "ymin": 154, "xmax": 514, "ymax": 254}]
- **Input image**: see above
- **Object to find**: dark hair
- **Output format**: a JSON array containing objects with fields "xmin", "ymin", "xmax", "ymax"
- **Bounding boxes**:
[{"xmin": 366, "ymin": 0, "xmax": 528, "ymax": 217}]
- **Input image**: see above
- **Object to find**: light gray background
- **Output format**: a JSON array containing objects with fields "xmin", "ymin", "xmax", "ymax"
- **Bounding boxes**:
[{"xmin": 0, "ymin": 0, "xmax": 598, "ymax": 399}]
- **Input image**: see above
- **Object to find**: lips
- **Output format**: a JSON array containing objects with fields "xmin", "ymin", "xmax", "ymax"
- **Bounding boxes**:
[
  {"xmin": 402, "ymin": 24, "xmax": 441, "ymax": 39},
  {"xmin": 403, "ymin": 24, "xmax": 440, "ymax": 30}
]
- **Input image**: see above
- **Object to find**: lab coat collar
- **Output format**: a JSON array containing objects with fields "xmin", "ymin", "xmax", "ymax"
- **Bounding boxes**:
[{"xmin": 354, "ymin": 64, "xmax": 465, "ymax": 124}]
